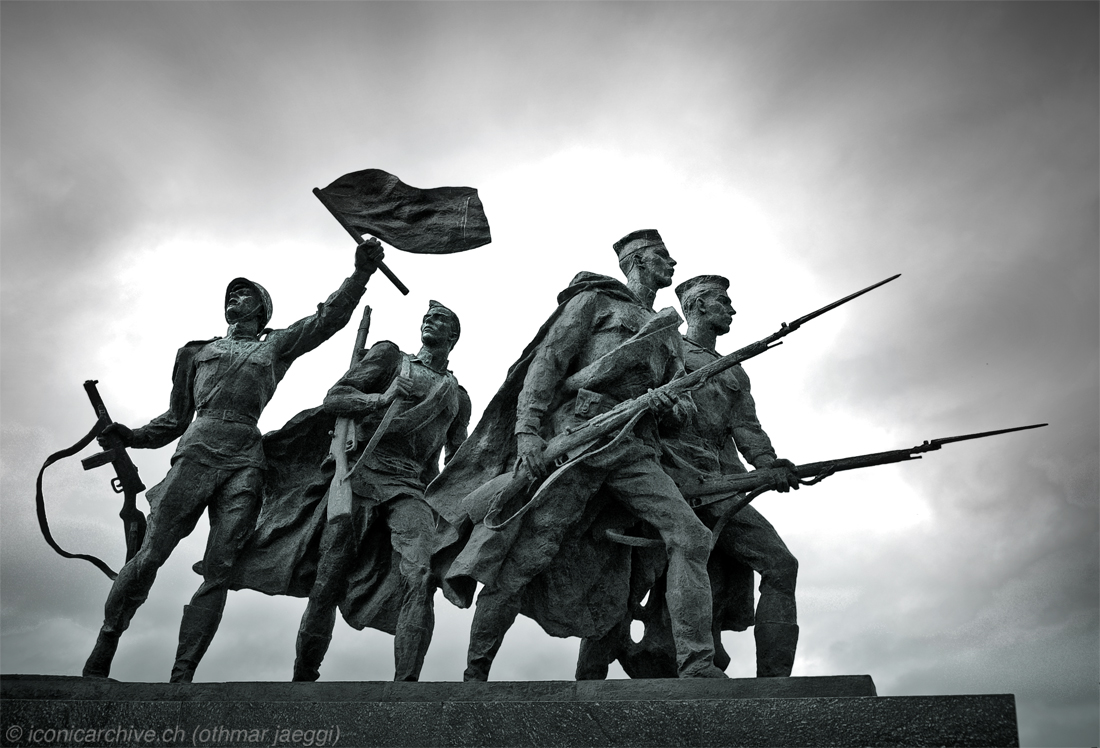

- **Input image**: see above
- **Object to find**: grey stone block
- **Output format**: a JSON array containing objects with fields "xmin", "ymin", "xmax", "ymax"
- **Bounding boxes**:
[{"xmin": 0, "ymin": 674, "xmax": 1017, "ymax": 747}]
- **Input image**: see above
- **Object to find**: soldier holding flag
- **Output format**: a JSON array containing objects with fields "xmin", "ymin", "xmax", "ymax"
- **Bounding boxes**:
[
  {"xmin": 72, "ymin": 168, "xmax": 491, "ymax": 682},
  {"xmin": 83, "ymin": 240, "xmax": 385, "ymax": 682}
]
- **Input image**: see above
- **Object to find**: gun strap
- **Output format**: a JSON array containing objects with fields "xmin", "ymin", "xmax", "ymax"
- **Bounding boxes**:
[
  {"xmin": 35, "ymin": 423, "xmax": 120, "ymax": 580},
  {"xmin": 484, "ymin": 410, "xmax": 646, "ymax": 532}
]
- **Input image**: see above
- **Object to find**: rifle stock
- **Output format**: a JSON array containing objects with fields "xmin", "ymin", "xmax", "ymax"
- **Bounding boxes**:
[{"xmin": 328, "ymin": 306, "xmax": 372, "ymax": 520}]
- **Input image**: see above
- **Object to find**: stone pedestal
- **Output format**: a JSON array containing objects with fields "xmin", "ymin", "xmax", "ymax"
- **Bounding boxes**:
[{"xmin": 1, "ymin": 674, "xmax": 1018, "ymax": 747}]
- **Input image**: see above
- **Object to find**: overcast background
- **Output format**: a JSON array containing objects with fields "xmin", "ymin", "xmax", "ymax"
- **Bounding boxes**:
[{"xmin": 2, "ymin": 2, "xmax": 1096, "ymax": 746}]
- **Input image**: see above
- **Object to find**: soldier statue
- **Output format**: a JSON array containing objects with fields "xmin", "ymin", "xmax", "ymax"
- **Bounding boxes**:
[
  {"xmin": 291, "ymin": 301, "xmax": 470, "ymax": 682},
  {"xmin": 576, "ymin": 273, "xmax": 802, "ymax": 680},
  {"xmin": 427, "ymin": 229, "xmax": 726, "ymax": 680},
  {"xmin": 82, "ymin": 240, "xmax": 384, "ymax": 682}
]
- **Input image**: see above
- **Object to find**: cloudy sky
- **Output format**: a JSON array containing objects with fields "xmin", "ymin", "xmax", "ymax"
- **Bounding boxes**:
[{"xmin": 1, "ymin": 2, "xmax": 1096, "ymax": 745}]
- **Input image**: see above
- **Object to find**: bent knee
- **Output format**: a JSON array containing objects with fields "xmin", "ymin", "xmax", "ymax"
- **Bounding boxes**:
[
  {"xmin": 763, "ymin": 551, "xmax": 798, "ymax": 588},
  {"xmin": 664, "ymin": 519, "xmax": 713, "ymax": 560},
  {"xmin": 402, "ymin": 563, "xmax": 433, "ymax": 591}
]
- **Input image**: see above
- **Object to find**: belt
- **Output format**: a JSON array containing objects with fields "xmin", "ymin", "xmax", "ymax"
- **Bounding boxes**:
[
  {"xmin": 573, "ymin": 388, "xmax": 625, "ymax": 420},
  {"xmin": 196, "ymin": 408, "xmax": 258, "ymax": 426}
]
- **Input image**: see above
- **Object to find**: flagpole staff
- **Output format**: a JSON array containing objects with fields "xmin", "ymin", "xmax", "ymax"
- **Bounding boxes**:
[{"xmin": 313, "ymin": 187, "xmax": 410, "ymax": 296}]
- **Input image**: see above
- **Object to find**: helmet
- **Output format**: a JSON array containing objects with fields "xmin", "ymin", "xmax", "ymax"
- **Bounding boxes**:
[{"xmin": 224, "ymin": 277, "xmax": 273, "ymax": 329}]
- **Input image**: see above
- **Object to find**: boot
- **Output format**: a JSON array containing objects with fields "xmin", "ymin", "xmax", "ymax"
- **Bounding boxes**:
[
  {"xmin": 681, "ymin": 661, "xmax": 729, "ymax": 678},
  {"xmin": 755, "ymin": 622, "xmax": 799, "ymax": 677},
  {"xmin": 293, "ymin": 631, "xmax": 332, "ymax": 682},
  {"xmin": 82, "ymin": 628, "xmax": 121, "ymax": 678},
  {"xmin": 169, "ymin": 604, "xmax": 223, "ymax": 683}
]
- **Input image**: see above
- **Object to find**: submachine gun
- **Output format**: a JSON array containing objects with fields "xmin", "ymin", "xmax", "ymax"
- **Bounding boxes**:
[{"xmin": 35, "ymin": 380, "xmax": 147, "ymax": 579}]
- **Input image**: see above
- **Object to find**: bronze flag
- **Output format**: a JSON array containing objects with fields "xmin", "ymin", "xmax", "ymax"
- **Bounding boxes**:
[{"xmin": 317, "ymin": 168, "xmax": 491, "ymax": 254}]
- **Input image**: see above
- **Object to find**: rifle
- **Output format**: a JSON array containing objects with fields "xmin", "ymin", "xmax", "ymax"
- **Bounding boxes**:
[
  {"xmin": 682, "ymin": 422, "xmax": 1050, "ymax": 507},
  {"xmin": 606, "ymin": 423, "xmax": 1049, "ymax": 549},
  {"xmin": 327, "ymin": 305, "xmax": 372, "ymax": 520},
  {"xmin": 35, "ymin": 380, "xmax": 147, "ymax": 579},
  {"xmin": 468, "ymin": 274, "xmax": 901, "ymax": 529}
]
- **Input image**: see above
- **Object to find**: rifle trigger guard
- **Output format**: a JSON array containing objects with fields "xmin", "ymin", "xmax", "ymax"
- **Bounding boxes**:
[
  {"xmin": 799, "ymin": 466, "xmax": 836, "ymax": 487},
  {"xmin": 111, "ymin": 476, "xmax": 124, "ymax": 494}
]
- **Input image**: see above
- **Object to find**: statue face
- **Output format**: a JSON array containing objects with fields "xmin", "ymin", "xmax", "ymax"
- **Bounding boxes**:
[
  {"xmin": 225, "ymin": 286, "xmax": 261, "ymax": 323},
  {"xmin": 421, "ymin": 308, "xmax": 457, "ymax": 348},
  {"xmin": 699, "ymin": 289, "xmax": 735, "ymax": 335},
  {"xmin": 640, "ymin": 245, "xmax": 677, "ymax": 289}
]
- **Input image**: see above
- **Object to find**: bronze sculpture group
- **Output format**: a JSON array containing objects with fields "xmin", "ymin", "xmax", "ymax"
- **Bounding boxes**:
[{"xmin": 53, "ymin": 194, "xmax": 1041, "ymax": 684}]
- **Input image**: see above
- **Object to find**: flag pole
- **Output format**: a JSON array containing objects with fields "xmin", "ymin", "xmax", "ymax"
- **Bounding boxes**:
[{"xmin": 313, "ymin": 187, "xmax": 410, "ymax": 296}]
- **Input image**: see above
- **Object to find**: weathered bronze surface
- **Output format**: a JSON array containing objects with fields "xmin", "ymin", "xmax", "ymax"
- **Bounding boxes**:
[
  {"xmin": 576, "ymin": 274, "xmax": 801, "ymax": 680},
  {"xmin": 226, "ymin": 302, "xmax": 471, "ymax": 682},
  {"xmin": 81, "ymin": 242, "xmax": 384, "ymax": 683},
  {"xmin": 426, "ymin": 229, "xmax": 727, "ymax": 680}
]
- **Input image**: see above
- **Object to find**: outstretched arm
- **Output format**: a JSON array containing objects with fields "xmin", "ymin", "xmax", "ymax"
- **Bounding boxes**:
[{"xmin": 271, "ymin": 240, "xmax": 384, "ymax": 363}]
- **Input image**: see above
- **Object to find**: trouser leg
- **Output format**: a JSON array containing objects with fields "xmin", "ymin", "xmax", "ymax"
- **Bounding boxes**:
[
  {"xmin": 464, "ymin": 584, "xmax": 522, "ymax": 682},
  {"xmin": 713, "ymin": 503, "xmax": 799, "ymax": 676},
  {"xmin": 393, "ymin": 573, "xmax": 434, "ymax": 682},
  {"xmin": 294, "ymin": 512, "xmax": 356, "ymax": 682},
  {"xmin": 169, "ymin": 467, "xmax": 261, "ymax": 683},
  {"xmin": 169, "ymin": 604, "xmax": 224, "ymax": 683},
  {"xmin": 84, "ymin": 461, "xmax": 210, "ymax": 678},
  {"xmin": 463, "ymin": 464, "xmax": 592, "ymax": 682},
  {"xmin": 388, "ymin": 498, "xmax": 437, "ymax": 682},
  {"xmin": 609, "ymin": 453, "xmax": 722, "ymax": 678},
  {"xmin": 575, "ymin": 620, "xmax": 628, "ymax": 681}
]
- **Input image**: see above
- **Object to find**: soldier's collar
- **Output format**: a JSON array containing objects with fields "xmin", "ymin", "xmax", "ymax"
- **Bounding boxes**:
[
  {"xmin": 683, "ymin": 336, "xmax": 720, "ymax": 356},
  {"xmin": 412, "ymin": 348, "xmax": 450, "ymax": 373},
  {"xmin": 226, "ymin": 322, "xmax": 262, "ymax": 341}
]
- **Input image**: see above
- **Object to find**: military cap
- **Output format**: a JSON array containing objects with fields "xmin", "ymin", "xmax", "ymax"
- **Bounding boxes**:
[
  {"xmin": 225, "ymin": 277, "xmax": 273, "ymax": 329},
  {"xmin": 613, "ymin": 229, "xmax": 665, "ymax": 263},
  {"xmin": 675, "ymin": 274, "xmax": 730, "ymax": 310}
]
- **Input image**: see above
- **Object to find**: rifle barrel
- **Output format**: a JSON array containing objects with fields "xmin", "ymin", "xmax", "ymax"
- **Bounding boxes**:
[{"xmin": 351, "ymin": 305, "xmax": 373, "ymax": 366}]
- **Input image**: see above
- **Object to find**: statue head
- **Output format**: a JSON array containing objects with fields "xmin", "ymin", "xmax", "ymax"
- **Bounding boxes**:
[
  {"xmin": 224, "ymin": 277, "xmax": 273, "ymax": 330},
  {"xmin": 675, "ymin": 274, "xmax": 735, "ymax": 335},
  {"xmin": 421, "ymin": 300, "xmax": 460, "ymax": 351},
  {"xmin": 613, "ymin": 229, "xmax": 677, "ymax": 290}
]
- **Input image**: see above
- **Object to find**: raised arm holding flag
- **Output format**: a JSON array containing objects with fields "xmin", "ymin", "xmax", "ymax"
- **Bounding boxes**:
[{"xmin": 313, "ymin": 168, "xmax": 493, "ymax": 296}]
